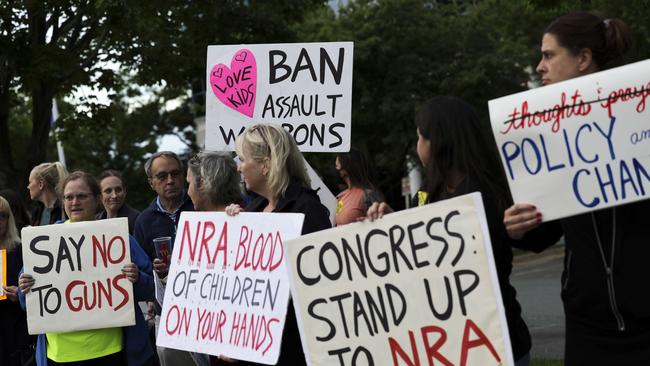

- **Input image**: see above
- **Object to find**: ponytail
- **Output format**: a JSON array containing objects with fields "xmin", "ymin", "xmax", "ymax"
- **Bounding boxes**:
[
  {"xmin": 601, "ymin": 18, "xmax": 633, "ymax": 69},
  {"xmin": 545, "ymin": 12, "xmax": 633, "ymax": 70},
  {"xmin": 31, "ymin": 162, "xmax": 69, "ymax": 196}
]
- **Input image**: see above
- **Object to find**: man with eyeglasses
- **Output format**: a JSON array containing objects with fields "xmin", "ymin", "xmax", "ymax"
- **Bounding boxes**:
[
  {"xmin": 133, "ymin": 151, "xmax": 204, "ymax": 366},
  {"xmin": 134, "ymin": 151, "xmax": 194, "ymax": 262}
]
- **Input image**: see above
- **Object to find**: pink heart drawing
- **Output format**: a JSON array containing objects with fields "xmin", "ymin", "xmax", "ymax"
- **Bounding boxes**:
[{"xmin": 210, "ymin": 48, "xmax": 257, "ymax": 118}]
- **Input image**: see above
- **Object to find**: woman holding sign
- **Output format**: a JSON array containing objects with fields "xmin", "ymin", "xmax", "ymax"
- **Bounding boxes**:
[
  {"xmin": 226, "ymin": 123, "xmax": 331, "ymax": 365},
  {"xmin": 18, "ymin": 171, "xmax": 155, "ymax": 366},
  {"xmin": 152, "ymin": 151, "xmax": 241, "ymax": 366},
  {"xmin": 502, "ymin": 12, "xmax": 649, "ymax": 366},
  {"xmin": 367, "ymin": 96, "xmax": 532, "ymax": 365},
  {"xmin": 0, "ymin": 196, "xmax": 33, "ymax": 366}
]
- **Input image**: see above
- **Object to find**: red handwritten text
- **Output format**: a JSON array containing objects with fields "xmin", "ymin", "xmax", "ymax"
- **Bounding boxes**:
[
  {"xmin": 600, "ymin": 81, "xmax": 650, "ymax": 118},
  {"xmin": 502, "ymin": 90, "xmax": 591, "ymax": 134}
]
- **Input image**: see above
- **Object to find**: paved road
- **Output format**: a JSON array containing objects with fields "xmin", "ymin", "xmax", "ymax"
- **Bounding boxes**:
[{"xmin": 511, "ymin": 246, "xmax": 565, "ymax": 360}]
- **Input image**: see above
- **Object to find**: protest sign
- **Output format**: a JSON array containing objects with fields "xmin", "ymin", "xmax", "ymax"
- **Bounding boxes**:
[
  {"xmin": 0, "ymin": 249, "xmax": 6, "ymax": 300},
  {"xmin": 156, "ymin": 211, "xmax": 304, "ymax": 364},
  {"xmin": 21, "ymin": 218, "xmax": 135, "ymax": 334},
  {"xmin": 305, "ymin": 159, "xmax": 338, "ymax": 225},
  {"xmin": 205, "ymin": 42, "xmax": 354, "ymax": 152},
  {"xmin": 285, "ymin": 193, "xmax": 514, "ymax": 366},
  {"xmin": 489, "ymin": 59, "xmax": 650, "ymax": 221}
]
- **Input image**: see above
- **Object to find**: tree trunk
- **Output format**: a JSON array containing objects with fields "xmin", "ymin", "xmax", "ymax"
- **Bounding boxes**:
[
  {"xmin": 0, "ymin": 79, "xmax": 17, "ymax": 189},
  {"xmin": 25, "ymin": 82, "xmax": 55, "ymax": 186}
]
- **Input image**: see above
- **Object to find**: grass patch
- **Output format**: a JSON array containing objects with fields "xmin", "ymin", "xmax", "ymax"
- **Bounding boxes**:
[{"xmin": 531, "ymin": 359, "xmax": 564, "ymax": 366}]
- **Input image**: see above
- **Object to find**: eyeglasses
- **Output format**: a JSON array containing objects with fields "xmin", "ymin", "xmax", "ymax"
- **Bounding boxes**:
[
  {"xmin": 152, "ymin": 170, "xmax": 181, "ymax": 182},
  {"xmin": 63, "ymin": 192, "xmax": 93, "ymax": 202},
  {"xmin": 0, "ymin": 212, "xmax": 9, "ymax": 220}
]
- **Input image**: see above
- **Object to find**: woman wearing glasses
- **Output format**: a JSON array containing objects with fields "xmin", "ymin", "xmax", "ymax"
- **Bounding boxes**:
[
  {"xmin": 19, "ymin": 171, "xmax": 156, "ymax": 366},
  {"xmin": 226, "ymin": 123, "xmax": 331, "ymax": 365}
]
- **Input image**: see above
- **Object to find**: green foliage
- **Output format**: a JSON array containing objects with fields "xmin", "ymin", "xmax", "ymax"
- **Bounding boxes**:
[
  {"xmin": 296, "ymin": 0, "xmax": 650, "ymax": 206},
  {"xmin": 2, "ymin": 0, "xmax": 650, "ymax": 211}
]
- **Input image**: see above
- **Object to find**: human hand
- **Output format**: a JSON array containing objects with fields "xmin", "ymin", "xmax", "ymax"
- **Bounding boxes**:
[
  {"xmin": 3, "ymin": 285, "xmax": 18, "ymax": 302},
  {"xmin": 122, "ymin": 263, "xmax": 140, "ymax": 283},
  {"xmin": 18, "ymin": 273, "xmax": 35, "ymax": 294},
  {"xmin": 503, "ymin": 203, "xmax": 542, "ymax": 240},
  {"xmin": 225, "ymin": 204, "xmax": 243, "ymax": 216},
  {"xmin": 217, "ymin": 355, "xmax": 237, "ymax": 363},
  {"xmin": 366, "ymin": 202, "xmax": 393, "ymax": 222},
  {"xmin": 153, "ymin": 258, "xmax": 169, "ymax": 278}
]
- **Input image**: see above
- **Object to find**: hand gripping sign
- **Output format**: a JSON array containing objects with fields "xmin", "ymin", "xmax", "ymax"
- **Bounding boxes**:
[
  {"xmin": 156, "ymin": 211, "xmax": 304, "ymax": 365},
  {"xmin": 489, "ymin": 59, "xmax": 650, "ymax": 221},
  {"xmin": 21, "ymin": 218, "xmax": 135, "ymax": 334},
  {"xmin": 205, "ymin": 42, "xmax": 354, "ymax": 152},
  {"xmin": 285, "ymin": 193, "xmax": 514, "ymax": 366}
]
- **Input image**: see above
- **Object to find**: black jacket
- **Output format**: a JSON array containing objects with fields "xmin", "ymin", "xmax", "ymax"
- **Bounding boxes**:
[
  {"xmin": 438, "ymin": 178, "xmax": 531, "ymax": 361},
  {"xmin": 245, "ymin": 180, "xmax": 332, "ymax": 235},
  {"xmin": 30, "ymin": 200, "xmax": 66, "ymax": 226},
  {"xmin": 0, "ymin": 244, "xmax": 33, "ymax": 366},
  {"xmin": 96, "ymin": 203, "xmax": 141, "ymax": 235},
  {"xmin": 520, "ymin": 200, "xmax": 650, "ymax": 365},
  {"xmin": 133, "ymin": 193, "xmax": 194, "ymax": 261},
  {"xmin": 242, "ymin": 179, "xmax": 331, "ymax": 366}
]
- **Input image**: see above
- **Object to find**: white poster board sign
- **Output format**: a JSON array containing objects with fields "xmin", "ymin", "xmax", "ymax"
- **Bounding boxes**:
[
  {"xmin": 285, "ymin": 193, "xmax": 514, "ymax": 366},
  {"xmin": 305, "ymin": 159, "xmax": 338, "ymax": 225},
  {"xmin": 156, "ymin": 211, "xmax": 304, "ymax": 365},
  {"xmin": 205, "ymin": 42, "xmax": 354, "ymax": 152},
  {"xmin": 21, "ymin": 218, "xmax": 135, "ymax": 334},
  {"xmin": 489, "ymin": 59, "xmax": 650, "ymax": 221}
]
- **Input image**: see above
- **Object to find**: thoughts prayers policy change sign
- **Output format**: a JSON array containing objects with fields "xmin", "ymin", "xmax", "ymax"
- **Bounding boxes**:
[
  {"xmin": 489, "ymin": 59, "xmax": 650, "ymax": 221},
  {"xmin": 205, "ymin": 42, "xmax": 354, "ymax": 152},
  {"xmin": 21, "ymin": 218, "xmax": 135, "ymax": 334},
  {"xmin": 285, "ymin": 193, "xmax": 514, "ymax": 366},
  {"xmin": 156, "ymin": 212, "xmax": 304, "ymax": 365}
]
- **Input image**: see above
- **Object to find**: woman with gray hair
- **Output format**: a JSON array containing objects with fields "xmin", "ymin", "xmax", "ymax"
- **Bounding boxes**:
[
  {"xmin": 153, "ymin": 151, "xmax": 241, "ymax": 294},
  {"xmin": 186, "ymin": 151, "xmax": 242, "ymax": 211},
  {"xmin": 153, "ymin": 151, "xmax": 242, "ymax": 366},
  {"xmin": 153, "ymin": 151, "xmax": 242, "ymax": 280}
]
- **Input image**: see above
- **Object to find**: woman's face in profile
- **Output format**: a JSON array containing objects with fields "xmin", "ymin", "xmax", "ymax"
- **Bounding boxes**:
[
  {"xmin": 186, "ymin": 169, "xmax": 204, "ymax": 211},
  {"xmin": 335, "ymin": 156, "xmax": 347, "ymax": 180},
  {"xmin": 536, "ymin": 33, "xmax": 587, "ymax": 85},
  {"xmin": 27, "ymin": 172, "xmax": 42, "ymax": 201},
  {"xmin": 416, "ymin": 128, "xmax": 431, "ymax": 167},
  {"xmin": 238, "ymin": 146, "xmax": 267, "ymax": 194}
]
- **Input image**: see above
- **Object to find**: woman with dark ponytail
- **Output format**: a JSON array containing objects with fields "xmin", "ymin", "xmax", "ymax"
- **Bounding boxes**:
[
  {"xmin": 504, "ymin": 12, "xmax": 649, "ymax": 365},
  {"xmin": 368, "ymin": 96, "xmax": 532, "ymax": 365}
]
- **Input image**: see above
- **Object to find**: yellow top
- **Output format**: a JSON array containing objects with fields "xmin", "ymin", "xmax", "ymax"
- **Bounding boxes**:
[
  {"xmin": 46, "ymin": 328, "xmax": 122, "ymax": 362},
  {"xmin": 417, "ymin": 191, "xmax": 428, "ymax": 207},
  {"xmin": 46, "ymin": 219, "xmax": 123, "ymax": 362}
]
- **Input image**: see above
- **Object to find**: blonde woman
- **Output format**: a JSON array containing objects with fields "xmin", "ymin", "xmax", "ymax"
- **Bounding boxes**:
[
  {"xmin": 226, "ymin": 123, "xmax": 330, "ymax": 366},
  {"xmin": 27, "ymin": 162, "xmax": 68, "ymax": 226},
  {"xmin": 0, "ymin": 196, "xmax": 31, "ymax": 366}
]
